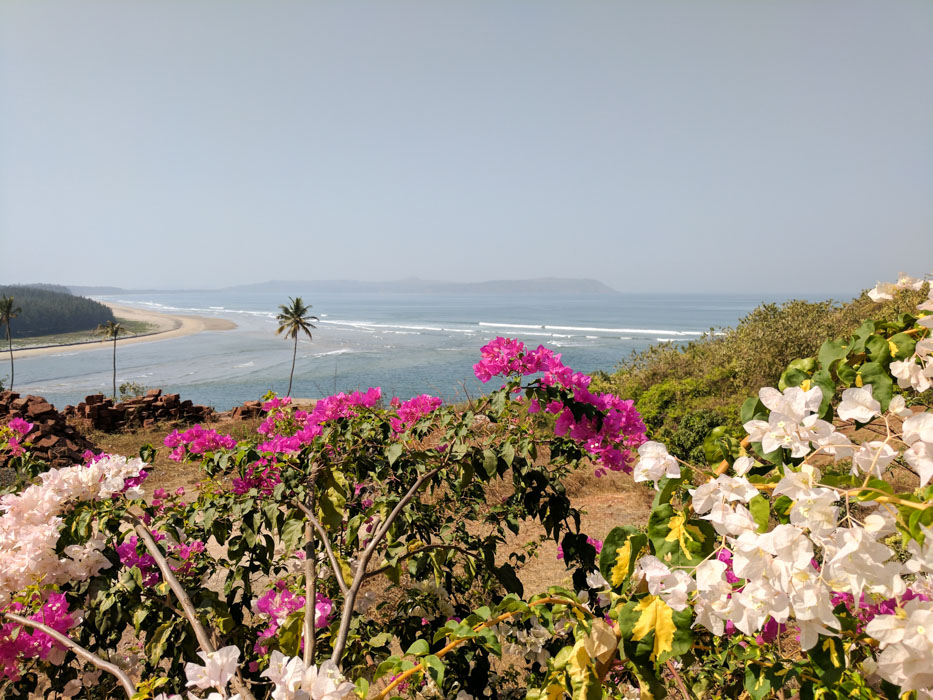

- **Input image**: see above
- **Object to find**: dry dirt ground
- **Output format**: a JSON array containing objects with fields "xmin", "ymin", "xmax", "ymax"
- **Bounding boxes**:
[{"xmin": 83, "ymin": 415, "xmax": 657, "ymax": 596}]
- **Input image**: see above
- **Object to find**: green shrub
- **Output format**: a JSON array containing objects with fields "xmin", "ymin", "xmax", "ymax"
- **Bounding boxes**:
[{"xmin": 592, "ymin": 286, "xmax": 929, "ymax": 438}]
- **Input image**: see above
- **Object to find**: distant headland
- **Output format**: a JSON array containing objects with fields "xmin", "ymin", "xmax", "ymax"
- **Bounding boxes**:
[{"xmin": 67, "ymin": 277, "xmax": 620, "ymax": 297}]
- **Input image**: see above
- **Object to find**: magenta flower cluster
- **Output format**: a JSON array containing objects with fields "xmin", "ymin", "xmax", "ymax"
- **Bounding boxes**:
[
  {"xmin": 232, "ymin": 459, "xmax": 282, "ymax": 496},
  {"xmin": 164, "ymin": 425, "xmax": 238, "ymax": 462},
  {"xmin": 256, "ymin": 388, "xmax": 383, "ymax": 455},
  {"xmin": 0, "ymin": 593, "xmax": 74, "ymax": 681},
  {"xmin": 2, "ymin": 417, "xmax": 34, "ymax": 457},
  {"xmin": 253, "ymin": 581, "xmax": 333, "ymax": 653},
  {"xmin": 389, "ymin": 394, "xmax": 443, "ymax": 433},
  {"xmin": 475, "ymin": 337, "xmax": 646, "ymax": 475},
  {"xmin": 117, "ymin": 533, "xmax": 205, "ymax": 584}
]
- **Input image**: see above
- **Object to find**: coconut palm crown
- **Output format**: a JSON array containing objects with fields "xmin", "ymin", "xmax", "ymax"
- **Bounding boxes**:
[{"xmin": 275, "ymin": 296, "xmax": 319, "ymax": 397}]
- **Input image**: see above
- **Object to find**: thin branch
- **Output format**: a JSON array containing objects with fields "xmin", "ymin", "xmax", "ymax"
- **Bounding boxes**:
[
  {"xmin": 130, "ymin": 516, "xmax": 258, "ymax": 700},
  {"xmin": 331, "ymin": 464, "xmax": 445, "ymax": 665},
  {"xmin": 293, "ymin": 500, "xmax": 349, "ymax": 596},
  {"xmin": 132, "ymin": 519, "xmax": 215, "ymax": 655},
  {"xmin": 666, "ymin": 659, "xmax": 690, "ymax": 700},
  {"xmin": 362, "ymin": 543, "xmax": 480, "ymax": 580},
  {"xmin": 4, "ymin": 612, "xmax": 136, "ymax": 698},
  {"xmin": 370, "ymin": 596, "xmax": 586, "ymax": 699},
  {"xmin": 304, "ymin": 520, "xmax": 316, "ymax": 665}
]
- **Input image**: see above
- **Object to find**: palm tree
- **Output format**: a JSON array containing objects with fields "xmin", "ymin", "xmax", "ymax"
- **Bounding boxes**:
[
  {"xmin": 0, "ymin": 296, "xmax": 21, "ymax": 392},
  {"xmin": 97, "ymin": 320, "xmax": 124, "ymax": 398},
  {"xmin": 275, "ymin": 297, "xmax": 318, "ymax": 397}
]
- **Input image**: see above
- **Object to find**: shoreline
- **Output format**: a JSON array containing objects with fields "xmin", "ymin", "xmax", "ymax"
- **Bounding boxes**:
[{"xmin": 11, "ymin": 303, "xmax": 237, "ymax": 359}]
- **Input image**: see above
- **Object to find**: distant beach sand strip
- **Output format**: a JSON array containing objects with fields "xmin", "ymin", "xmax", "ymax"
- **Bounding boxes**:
[{"xmin": 12, "ymin": 303, "xmax": 237, "ymax": 359}]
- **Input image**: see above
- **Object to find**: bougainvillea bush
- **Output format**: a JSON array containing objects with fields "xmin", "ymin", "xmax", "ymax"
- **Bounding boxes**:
[
  {"xmin": 1, "ymin": 273, "xmax": 932, "ymax": 699},
  {"xmin": 0, "ymin": 339, "xmax": 647, "ymax": 699}
]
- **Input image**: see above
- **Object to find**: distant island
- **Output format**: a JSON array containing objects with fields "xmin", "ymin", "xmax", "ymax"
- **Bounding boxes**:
[{"xmin": 69, "ymin": 277, "xmax": 619, "ymax": 296}]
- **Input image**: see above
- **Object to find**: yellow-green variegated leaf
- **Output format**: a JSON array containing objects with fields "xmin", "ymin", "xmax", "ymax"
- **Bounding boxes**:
[{"xmin": 599, "ymin": 526, "xmax": 647, "ymax": 590}]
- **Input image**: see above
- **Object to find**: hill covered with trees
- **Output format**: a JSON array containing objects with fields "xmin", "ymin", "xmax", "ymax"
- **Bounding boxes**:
[{"xmin": 0, "ymin": 284, "xmax": 114, "ymax": 338}]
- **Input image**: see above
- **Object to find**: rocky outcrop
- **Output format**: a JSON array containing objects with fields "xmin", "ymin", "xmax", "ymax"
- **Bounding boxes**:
[
  {"xmin": 216, "ymin": 400, "xmax": 265, "ymax": 422},
  {"xmin": 62, "ymin": 390, "xmax": 214, "ymax": 432},
  {"xmin": 0, "ymin": 392, "xmax": 97, "ymax": 469}
]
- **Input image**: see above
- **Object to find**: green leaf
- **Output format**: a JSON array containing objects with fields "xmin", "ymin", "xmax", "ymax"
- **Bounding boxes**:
[
  {"xmin": 482, "ymin": 449, "xmax": 498, "ymax": 477},
  {"xmin": 808, "ymin": 636, "xmax": 845, "ymax": 685},
  {"xmin": 599, "ymin": 526, "xmax": 647, "ymax": 590},
  {"xmin": 281, "ymin": 516, "xmax": 304, "ymax": 552},
  {"xmin": 386, "ymin": 443, "xmax": 403, "ymax": 466},
  {"xmin": 493, "ymin": 564, "xmax": 523, "ymax": 596},
  {"xmin": 146, "ymin": 622, "xmax": 173, "ymax": 665},
  {"xmin": 888, "ymin": 332, "xmax": 917, "ymax": 360},
  {"xmin": 744, "ymin": 666, "xmax": 772, "ymax": 700},
  {"xmin": 423, "ymin": 654, "xmax": 444, "ymax": 688},
  {"xmin": 857, "ymin": 361, "xmax": 894, "ymax": 411},
  {"xmin": 865, "ymin": 334, "xmax": 891, "ymax": 363},
  {"xmin": 778, "ymin": 367, "xmax": 811, "ymax": 392},
  {"xmin": 647, "ymin": 506, "xmax": 714, "ymax": 567},
  {"xmin": 748, "ymin": 494, "xmax": 770, "ymax": 533},
  {"xmin": 818, "ymin": 338, "xmax": 850, "ymax": 371},
  {"xmin": 836, "ymin": 362, "xmax": 857, "ymax": 386},
  {"xmin": 405, "ymin": 639, "xmax": 430, "ymax": 656},
  {"xmin": 740, "ymin": 397, "xmax": 768, "ymax": 424},
  {"xmin": 810, "ymin": 368, "xmax": 837, "ymax": 417}
]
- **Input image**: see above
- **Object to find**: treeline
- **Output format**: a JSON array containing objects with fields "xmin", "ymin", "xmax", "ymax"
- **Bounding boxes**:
[
  {"xmin": 590, "ymin": 285, "xmax": 930, "ymax": 462},
  {"xmin": 0, "ymin": 285, "xmax": 114, "ymax": 338}
]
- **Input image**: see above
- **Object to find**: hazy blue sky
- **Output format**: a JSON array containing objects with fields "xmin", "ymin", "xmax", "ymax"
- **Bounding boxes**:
[{"xmin": 1, "ymin": 1, "xmax": 931, "ymax": 294}]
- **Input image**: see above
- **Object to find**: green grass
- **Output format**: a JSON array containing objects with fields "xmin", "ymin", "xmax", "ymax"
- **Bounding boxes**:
[{"xmin": 10, "ymin": 318, "xmax": 158, "ymax": 349}]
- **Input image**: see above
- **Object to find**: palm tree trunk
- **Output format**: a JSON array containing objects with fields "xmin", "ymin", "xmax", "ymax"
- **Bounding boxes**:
[
  {"xmin": 112, "ymin": 337, "xmax": 117, "ymax": 399},
  {"xmin": 6, "ymin": 326, "xmax": 13, "ymax": 392},
  {"xmin": 288, "ymin": 334, "xmax": 298, "ymax": 397}
]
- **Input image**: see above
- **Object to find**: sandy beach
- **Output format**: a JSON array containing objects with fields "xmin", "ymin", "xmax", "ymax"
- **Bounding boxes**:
[{"xmin": 12, "ymin": 303, "xmax": 237, "ymax": 359}]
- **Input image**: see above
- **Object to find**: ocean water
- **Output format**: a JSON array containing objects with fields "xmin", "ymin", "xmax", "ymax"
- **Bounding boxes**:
[{"xmin": 11, "ymin": 290, "xmax": 811, "ymax": 411}]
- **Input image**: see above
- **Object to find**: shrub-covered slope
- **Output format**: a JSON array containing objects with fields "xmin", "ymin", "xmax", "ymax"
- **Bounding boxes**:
[
  {"xmin": 591, "ymin": 286, "xmax": 930, "ymax": 461},
  {"xmin": 0, "ymin": 285, "xmax": 115, "ymax": 338}
]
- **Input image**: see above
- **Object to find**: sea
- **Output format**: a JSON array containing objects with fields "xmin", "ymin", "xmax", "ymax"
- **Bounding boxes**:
[{"xmin": 11, "ymin": 290, "xmax": 820, "ymax": 411}]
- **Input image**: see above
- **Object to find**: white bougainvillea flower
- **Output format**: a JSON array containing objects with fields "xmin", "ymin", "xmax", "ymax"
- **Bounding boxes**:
[
  {"xmin": 868, "ymin": 281, "xmax": 897, "ymax": 302},
  {"xmin": 732, "ymin": 456, "xmax": 756, "ymax": 476},
  {"xmin": 888, "ymin": 395, "xmax": 914, "ymax": 419},
  {"xmin": 744, "ymin": 412, "xmax": 813, "ymax": 458},
  {"xmin": 772, "ymin": 464, "xmax": 822, "ymax": 501},
  {"xmin": 867, "ymin": 598, "xmax": 933, "ymax": 692},
  {"xmin": 821, "ymin": 528, "xmax": 905, "ymax": 599},
  {"xmin": 904, "ymin": 412, "xmax": 933, "ymax": 444},
  {"xmin": 905, "ymin": 527, "xmax": 933, "ymax": 576},
  {"xmin": 688, "ymin": 479, "xmax": 720, "ymax": 515},
  {"xmin": 852, "ymin": 441, "xmax": 898, "ymax": 477},
  {"xmin": 837, "ymin": 386, "xmax": 881, "ymax": 423},
  {"xmin": 862, "ymin": 506, "xmax": 898, "ymax": 538},
  {"xmin": 185, "ymin": 646, "xmax": 240, "ymax": 693},
  {"xmin": 262, "ymin": 652, "xmax": 356, "ymax": 700},
  {"xmin": 728, "ymin": 579, "xmax": 789, "ymax": 636},
  {"xmin": 692, "ymin": 560, "xmax": 732, "ymax": 636},
  {"xmin": 901, "ymin": 412, "xmax": 933, "ymax": 486},
  {"xmin": 731, "ymin": 531, "xmax": 772, "ymax": 581},
  {"xmin": 801, "ymin": 416, "xmax": 856, "ymax": 461},
  {"xmin": 905, "ymin": 441, "xmax": 933, "ymax": 488},
  {"xmin": 759, "ymin": 386, "xmax": 823, "ymax": 423},
  {"xmin": 789, "ymin": 488, "xmax": 839, "ymax": 539},
  {"xmin": 891, "ymin": 359, "xmax": 933, "ymax": 393},
  {"xmin": 632, "ymin": 441, "xmax": 680, "ymax": 487},
  {"xmin": 704, "ymin": 501, "xmax": 758, "ymax": 537}
]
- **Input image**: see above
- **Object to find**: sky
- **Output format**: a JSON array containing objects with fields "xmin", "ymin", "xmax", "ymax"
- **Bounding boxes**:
[{"xmin": 1, "ymin": 1, "xmax": 931, "ymax": 295}]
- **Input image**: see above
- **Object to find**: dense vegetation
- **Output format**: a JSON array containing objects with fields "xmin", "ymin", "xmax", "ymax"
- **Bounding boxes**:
[
  {"xmin": 0, "ymin": 285, "xmax": 114, "ymax": 338},
  {"xmin": 591, "ymin": 286, "xmax": 930, "ymax": 461}
]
